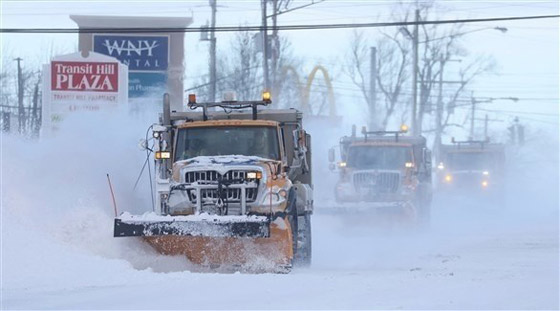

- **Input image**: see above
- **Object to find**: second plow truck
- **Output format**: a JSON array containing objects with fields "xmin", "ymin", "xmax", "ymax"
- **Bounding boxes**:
[
  {"xmin": 436, "ymin": 138, "xmax": 506, "ymax": 199},
  {"xmin": 114, "ymin": 93, "xmax": 313, "ymax": 273},
  {"xmin": 328, "ymin": 125, "xmax": 432, "ymax": 224}
]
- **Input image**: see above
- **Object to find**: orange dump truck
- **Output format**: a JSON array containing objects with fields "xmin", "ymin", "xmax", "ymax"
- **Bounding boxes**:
[{"xmin": 114, "ymin": 93, "xmax": 313, "ymax": 272}]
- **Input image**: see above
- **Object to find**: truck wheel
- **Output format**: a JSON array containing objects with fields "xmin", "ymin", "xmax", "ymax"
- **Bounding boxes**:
[{"xmin": 295, "ymin": 213, "xmax": 312, "ymax": 266}]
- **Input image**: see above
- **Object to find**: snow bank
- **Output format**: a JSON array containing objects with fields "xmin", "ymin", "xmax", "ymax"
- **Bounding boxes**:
[{"xmin": 1, "ymin": 108, "xmax": 195, "ymax": 289}]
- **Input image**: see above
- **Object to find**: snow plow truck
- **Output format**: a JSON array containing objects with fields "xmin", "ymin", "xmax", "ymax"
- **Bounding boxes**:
[
  {"xmin": 328, "ymin": 125, "xmax": 432, "ymax": 224},
  {"xmin": 114, "ymin": 93, "xmax": 313, "ymax": 272},
  {"xmin": 436, "ymin": 138, "xmax": 506, "ymax": 199}
]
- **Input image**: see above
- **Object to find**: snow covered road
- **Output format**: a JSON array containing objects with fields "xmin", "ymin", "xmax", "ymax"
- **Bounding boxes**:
[{"xmin": 2, "ymin": 201, "xmax": 558, "ymax": 310}]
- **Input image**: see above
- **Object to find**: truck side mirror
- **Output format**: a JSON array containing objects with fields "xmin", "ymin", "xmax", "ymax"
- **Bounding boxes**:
[
  {"xmin": 328, "ymin": 148, "xmax": 335, "ymax": 163},
  {"xmin": 293, "ymin": 129, "xmax": 307, "ymax": 150}
]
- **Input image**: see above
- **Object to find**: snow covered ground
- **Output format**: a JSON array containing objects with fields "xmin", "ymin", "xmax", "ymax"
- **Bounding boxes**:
[
  {"xmin": 1, "ymin": 112, "xmax": 558, "ymax": 309},
  {"xmin": 2, "ymin": 203, "xmax": 558, "ymax": 310}
]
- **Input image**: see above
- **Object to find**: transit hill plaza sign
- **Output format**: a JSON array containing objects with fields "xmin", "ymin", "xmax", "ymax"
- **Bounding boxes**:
[
  {"xmin": 51, "ymin": 61, "xmax": 119, "ymax": 93},
  {"xmin": 71, "ymin": 15, "xmax": 192, "ymax": 111},
  {"xmin": 42, "ymin": 52, "xmax": 128, "ymax": 132}
]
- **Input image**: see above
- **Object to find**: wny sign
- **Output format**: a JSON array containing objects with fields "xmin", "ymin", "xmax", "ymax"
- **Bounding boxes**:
[
  {"xmin": 42, "ymin": 52, "xmax": 128, "ymax": 133},
  {"xmin": 93, "ymin": 35, "xmax": 168, "ymax": 71},
  {"xmin": 93, "ymin": 35, "xmax": 169, "ymax": 97}
]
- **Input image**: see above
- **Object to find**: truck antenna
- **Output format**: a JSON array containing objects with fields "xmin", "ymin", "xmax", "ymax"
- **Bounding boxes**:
[{"xmin": 106, "ymin": 174, "xmax": 119, "ymax": 217}]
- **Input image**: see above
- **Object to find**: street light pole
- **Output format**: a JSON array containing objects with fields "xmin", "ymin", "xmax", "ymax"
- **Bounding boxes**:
[{"xmin": 411, "ymin": 9, "xmax": 419, "ymax": 136}]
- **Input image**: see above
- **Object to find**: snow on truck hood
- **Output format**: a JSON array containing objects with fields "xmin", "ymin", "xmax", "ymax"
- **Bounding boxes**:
[{"xmin": 179, "ymin": 155, "xmax": 276, "ymax": 166}]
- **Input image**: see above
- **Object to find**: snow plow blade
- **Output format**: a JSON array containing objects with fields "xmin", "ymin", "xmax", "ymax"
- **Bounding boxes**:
[{"xmin": 113, "ymin": 215, "xmax": 271, "ymax": 238}]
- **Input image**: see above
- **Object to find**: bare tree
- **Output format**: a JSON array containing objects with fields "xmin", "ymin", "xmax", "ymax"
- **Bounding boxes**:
[
  {"xmin": 346, "ymin": 28, "xmax": 410, "ymax": 130},
  {"xmin": 346, "ymin": 1, "xmax": 496, "ymax": 139},
  {"xmin": 222, "ymin": 30, "xmax": 263, "ymax": 101},
  {"xmin": 210, "ymin": 29, "xmax": 302, "ymax": 107}
]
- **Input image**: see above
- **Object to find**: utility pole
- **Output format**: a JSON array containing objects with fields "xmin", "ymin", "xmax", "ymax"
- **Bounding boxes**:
[
  {"xmin": 433, "ymin": 56, "xmax": 461, "ymax": 161},
  {"xmin": 271, "ymin": 0, "xmax": 279, "ymax": 100},
  {"xmin": 32, "ymin": 74, "xmax": 41, "ymax": 136},
  {"xmin": 470, "ymin": 91, "xmax": 476, "ymax": 139},
  {"xmin": 435, "ymin": 55, "xmax": 444, "ymax": 163},
  {"xmin": 484, "ymin": 114, "xmax": 489, "ymax": 139},
  {"xmin": 411, "ymin": 9, "xmax": 419, "ymax": 135},
  {"xmin": 261, "ymin": 0, "xmax": 270, "ymax": 91},
  {"xmin": 265, "ymin": 0, "xmax": 324, "ymax": 102},
  {"xmin": 14, "ymin": 57, "xmax": 24, "ymax": 134},
  {"xmin": 417, "ymin": 57, "xmax": 431, "ymax": 135},
  {"xmin": 209, "ymin": 0, "xmax": 217, "ymax": 102},
  {"xmin": 369, "ymin": 46, "xmax": 377, "ymax": 130}
]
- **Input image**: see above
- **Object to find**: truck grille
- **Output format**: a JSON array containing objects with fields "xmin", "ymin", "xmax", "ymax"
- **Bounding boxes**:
[
  {"xmin": 185, "ymin": 170, "xmax": 254, "ymax": 184},
  {"xmin": 184, "ymin": 170, "xmax": 259, "ymax": 205},
  {"xmin": 353, "ymin": 171, "xmax": 400, "ymax": 193}
]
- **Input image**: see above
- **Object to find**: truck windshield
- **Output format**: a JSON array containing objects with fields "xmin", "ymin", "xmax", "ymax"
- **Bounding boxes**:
[
  {"xmin": 175, "ymin": 126, "xmax": 280, "ymax": 161},
  {"xmin": 347, "ymin": 146, "xmax": 412, "ymax": 169},
  {"xmin": 447, "ymin": 152, "xmax": 495, "ymax": 171}
]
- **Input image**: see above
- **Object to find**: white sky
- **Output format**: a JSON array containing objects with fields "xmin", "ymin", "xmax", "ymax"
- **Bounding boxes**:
[{"xmin": 1, "ymin": 0, "xmax": 559, "ymax": 138}]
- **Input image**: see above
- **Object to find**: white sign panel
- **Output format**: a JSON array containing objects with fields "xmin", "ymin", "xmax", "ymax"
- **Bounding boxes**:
[{"xmin": 42, "ymin": 52, "xmax": 128, "ymax": 132}]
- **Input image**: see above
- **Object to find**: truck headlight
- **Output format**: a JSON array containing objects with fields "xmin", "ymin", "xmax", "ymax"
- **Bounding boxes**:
[
  {"xmin": 481, "ymin": 180, "xmax": 489, "ymax": 187},
  {"xmin": 445, "ymin": 174, "xmax": 452, "ymax": 182},
  {"xmin": 247, "ymin": 171, "xmax": 263, "ymax": 179}
]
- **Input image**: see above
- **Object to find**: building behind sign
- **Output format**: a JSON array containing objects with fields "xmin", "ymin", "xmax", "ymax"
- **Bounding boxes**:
[{"xmin": 70, "ymin": 15, "xmax": 192, "ymax": 112}]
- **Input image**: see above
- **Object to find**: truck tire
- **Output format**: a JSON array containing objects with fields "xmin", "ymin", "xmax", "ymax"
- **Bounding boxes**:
[{"xmin": 286, "ymin": 189, "xmax": 298, "ymax": 265}]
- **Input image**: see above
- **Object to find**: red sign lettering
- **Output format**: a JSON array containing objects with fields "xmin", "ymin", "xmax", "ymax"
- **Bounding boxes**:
[{"xmin": 51, "ymin": 61, "xmax": 118, "ymax": 92}]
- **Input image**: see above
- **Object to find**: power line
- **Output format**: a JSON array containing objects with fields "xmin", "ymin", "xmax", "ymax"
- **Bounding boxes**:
[
  {"xmin": 1, "ymin": 14, "xmax": 558, "ymax": 34},
  {"xmin": 455, "ymin": 105, "xmax": 558, "ymax": 117}
]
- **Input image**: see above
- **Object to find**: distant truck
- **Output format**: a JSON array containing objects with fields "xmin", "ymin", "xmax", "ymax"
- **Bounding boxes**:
[
  {"xmin": 113, "ymin": 93, "xmax": 313, "ymax": 272},
  {"xmin": 436, "ymin": 139, "xmax": 505, "ymax": 196},
  {"xmin": 329, "ymin": 125, "xmax": 432, "ymax": 223}
]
